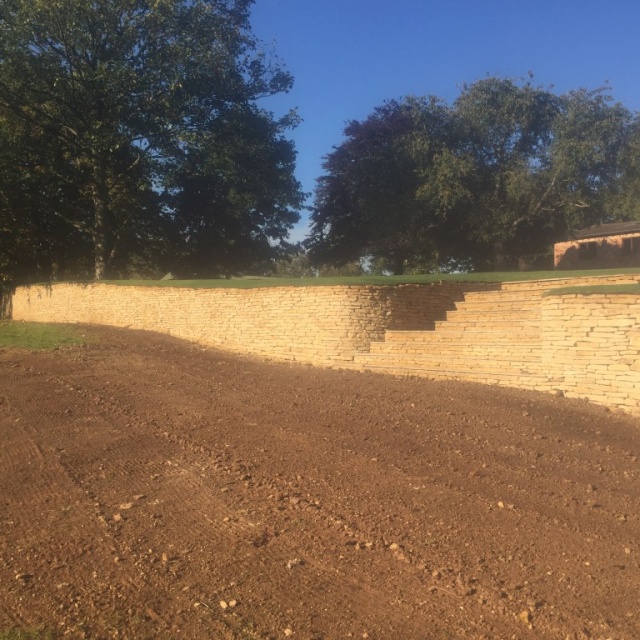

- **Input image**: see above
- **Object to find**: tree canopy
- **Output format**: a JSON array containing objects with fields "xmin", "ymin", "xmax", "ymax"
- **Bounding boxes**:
[
  {"xmin": 0, "ymin": 0, "xmax": 303, "ymax": 283},
  {"xmin": 309, "ymin": 78, "xmax": 637, "ymax": 274}
]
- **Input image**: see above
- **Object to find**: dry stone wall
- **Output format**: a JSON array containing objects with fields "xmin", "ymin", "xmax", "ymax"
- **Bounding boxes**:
[
  {"xmin": 542, "ymin": 294, "xmax": 640, "ymax": 413},
  {"xmin": 10, "ymin": 277, "xmax": 640, "ymax": 415},
  {"xmin": 10, "ymin": 282, "xmax": 482, "ymax": 365}
]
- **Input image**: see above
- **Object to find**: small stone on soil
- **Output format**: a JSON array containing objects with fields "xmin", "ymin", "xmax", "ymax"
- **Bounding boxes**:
[
  {"xmin": 518, "ymin": 610, "xmax": 532, "ymax": 624},
  {"xmin": 15, "ymin": 573, "xmax": 32, "ymax": 581}
]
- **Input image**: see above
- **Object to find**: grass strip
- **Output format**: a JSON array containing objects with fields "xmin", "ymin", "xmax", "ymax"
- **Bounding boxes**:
[
  {"xmin": 0, "ymin": 321, "xmax": 86, "ymax": 350},
  {"xmin": 543, "ymin": 283, "xmax": 640, "ymax": 297},
  {"xmin": 85, "ymin": 267, "xmax": 640, "ymax": 288}
]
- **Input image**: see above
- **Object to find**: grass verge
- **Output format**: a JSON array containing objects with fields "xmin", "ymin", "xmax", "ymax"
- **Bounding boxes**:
[
  {"xmin": 0, "ymin": 321, "xmax": 87, "ymax": 350},
  {"xmin": 544, "ymin": 283, "xmax": 640, "ymax": 297},
  {"xmin": 90, "ymin": 267, "xmax": 640, "ymax": 289}
]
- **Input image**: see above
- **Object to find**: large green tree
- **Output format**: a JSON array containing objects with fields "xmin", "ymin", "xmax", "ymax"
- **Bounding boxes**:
[
  {"xmin": 455, "ymin": 80, "xmax": 632, "ymax": 268},
  {"xmin": 607, "ymin": 115, "xmax": 640, "ymax": 219},
  {"xmin": 0, "ymin": 0, "xmax": 301, "ymax": 281},
  {"xmin": 451, "ymin": 77, "xmax": 561, "ymax": 268},
  {"xmin": 166, "ymin": 105, "xmax": 302, "ymax": 277},
  {"xmin": 309, "ymin": 78, "xmax": 635, "ymax": 273},
  {"xmin": 309, "ymin": 96, "xmax": 458, "ymax": 274}
]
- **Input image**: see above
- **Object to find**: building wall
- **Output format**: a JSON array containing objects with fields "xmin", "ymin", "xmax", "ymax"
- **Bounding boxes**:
[
  {"xmin": 10, "ymin": 282, "xmax": 488, "ymax": 365},
  {"xmin": 554, "ymin": 233, "xmax": 640, "ymax": 269}
]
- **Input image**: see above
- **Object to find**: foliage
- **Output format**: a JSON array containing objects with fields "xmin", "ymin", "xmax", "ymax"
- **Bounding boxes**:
[
  {"xmin": 309, "ymin": 96, "xmax": 456, "ymax": 274},
  {"xmin": 166, "ymin": 106, "xmax": 303, "ymax": 277},
  {"xmin": 309, "ymin": 77, "xmax": 638, "ymax": 272},
  {"xmin": 606, "ymin": 116, "xmax": 640, "ymax": 220},
  {"xmin": 271, "ymin": 251, "xmax": 316, "ymax": 277},
  {"xmin": 0, "ymin": 0, "xmax": 302, "ymax": 282}
]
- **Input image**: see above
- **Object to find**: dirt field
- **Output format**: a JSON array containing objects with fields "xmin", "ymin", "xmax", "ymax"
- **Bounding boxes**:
[{"xmin": 1, "ymin": 326, "xmax": 639, "ymax": 640}]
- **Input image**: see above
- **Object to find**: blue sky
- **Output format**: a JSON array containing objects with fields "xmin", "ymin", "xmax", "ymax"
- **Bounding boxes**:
[{"xmin": 250, "ymin": 1, "xmax": 640, "ymax": 242}]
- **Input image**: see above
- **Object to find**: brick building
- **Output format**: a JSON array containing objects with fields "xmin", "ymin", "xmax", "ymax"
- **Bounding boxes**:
[{"xmin": 554, "ymin": 221, "xmax": 640, "ymax": 269}]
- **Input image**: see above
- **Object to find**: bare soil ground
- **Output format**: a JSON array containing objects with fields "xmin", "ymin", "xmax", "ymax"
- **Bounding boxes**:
[{"xmin": 1, "ymin": 326, "xmax": 639, "ymax": 640}]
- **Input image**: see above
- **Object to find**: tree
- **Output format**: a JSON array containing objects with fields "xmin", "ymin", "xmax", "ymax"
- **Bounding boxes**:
[
  {"xmin": 0, "ymin": 109, "xmax": 93, "ymax": 283},
  {"xmin": 451, "ymin": 77, "xmax": 562, "ymax": 268},
  {"xmin": 0, "ymin": 0, "xmax": 301, "ymax": 281},
  {"xmin": 309, "ymin": 96, "xmax": 457, "ymax": 275},
  {"xmin": 166, "ymin": 105, "xmax": 303, "ymax": 277},
  {"xmin": 310, "ymin": 78, "xmax": 634, "ymax": 273},
  {"xmin": 446, "ymin": 79, "xmax": 632, "ymax": 269},
  {"xmin": 606, "ymin": 113, "xmax": 640, "ymax": 220}
]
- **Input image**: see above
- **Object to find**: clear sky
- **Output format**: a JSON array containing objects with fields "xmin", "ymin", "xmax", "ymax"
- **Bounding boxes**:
[{"xmin": 250, "ymin": 0, "xmax": 640, "ymax": 242}]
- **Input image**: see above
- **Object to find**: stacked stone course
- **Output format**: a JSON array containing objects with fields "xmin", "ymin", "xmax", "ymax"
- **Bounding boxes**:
[
  {"xmin": 10, "ymin": 274, "xmax": 640, "ymax": 415},
  {"xmin": 11, "ymin": 282, "xmax": 486, "ymax": 365},
  {"xmin": 355, "ymin": 274, "xmax": 640, "ymax": 414}
]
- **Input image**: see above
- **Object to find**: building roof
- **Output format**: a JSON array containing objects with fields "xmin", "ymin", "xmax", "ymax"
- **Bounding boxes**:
[{"xmin": 572, "ymin": 221, "xmax": 640, "ymax": 240}]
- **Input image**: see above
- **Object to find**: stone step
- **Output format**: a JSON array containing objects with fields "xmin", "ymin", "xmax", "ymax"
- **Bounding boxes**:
[
  {"xmin": 350, "ymin": 361, "xmax": 556, "ymax": 389},
  {"xmin": 384, "ymin": 329, "xmax": 540, "ymax": 343},
  {"xmin": 499, "ymin": 275, "xmax": 640, "ymax": 291},
  {"xmin": 367, "ymin": 342, "xmax": 542, "ymax": 361},
  {"xmin": 463, "ymin": 290, "xmax": 545, "ymax": 302},
  {"xmin": 451, "ymin": 298, "xmax": 542, "ymax": 309},
  {"xmin": 452, "ymin": 299, "xmax": 542, "ymax": 311},
  {"xmin": 447, "ymin": 301, "xmax": 542, "ymax": 316},
  {"xmin": 356, "ymin": 351, "xmax": 542, "ymax": 371},
  {"xmin": 434, "ymin": 318, "xmax": 541, "ymax": 331},
  {"xmin": 439, "ymin": 319, "xmax": 540, "ymax": 330},
  {"xmin": 447, "ymin": 301, "xmax": 542, "ymax": 317}
]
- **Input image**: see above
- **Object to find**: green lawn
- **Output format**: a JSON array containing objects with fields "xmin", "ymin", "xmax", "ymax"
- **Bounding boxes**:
[
  {"xmin": 95, "ymin": 266, "xmax": 640, "ymax": 289},
  {"xmin": 544, "ymin": 283, "xmax": 640, "ymax": 297},
  {"xmin": 0, "ymin": 321, "xmax": 86, "ymax": 350}
]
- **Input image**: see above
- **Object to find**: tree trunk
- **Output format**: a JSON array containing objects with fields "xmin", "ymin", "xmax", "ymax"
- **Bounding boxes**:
[
  {"xmin": 91, "ymin": 154, "xmax": 109, "ymax": 280},
  {"xmin": 389, "ymin": 254, "xmax": 406, "ymax": 275},
  {"xmin": 493, "ymin": 241, "xmax": 507, "ymax": 271}
]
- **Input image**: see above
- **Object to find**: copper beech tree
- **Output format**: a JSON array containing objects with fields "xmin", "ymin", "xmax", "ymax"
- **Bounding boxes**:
[{"xmin": 0, "ymin": 0, "xmax": 302, "ymax": 282}]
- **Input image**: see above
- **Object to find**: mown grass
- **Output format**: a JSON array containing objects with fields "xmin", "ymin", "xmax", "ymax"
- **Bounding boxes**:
[
  {"xmin": 544, "ymin": 283, "xmax": 640, "ymax": 296},
  {"xmin": 0, "ymin": 321, "xmax": 86, "ymax": 350},
  {"xmin": 96, "ymin": 266, "xmax": 640, "ymax": 289}
]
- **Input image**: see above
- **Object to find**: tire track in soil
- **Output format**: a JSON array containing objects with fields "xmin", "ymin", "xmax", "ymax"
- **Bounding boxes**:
[
  {"xmin": 40, "ymin": 338, "xmax": 640, "ymax": 636},
  {"xmin": 1, "ymin": 329, "xmax": 640, "ymax": 639},
  {"xmin": 41, "ymin": 382, "xmax": 446, "ymax": 638},
  {"xmin": 1, "ymin": 359, "xmax": 404, "ymax": 637},
  {"xmin": 36, "ymin": 358, "xmax": 560, "ymax": 636},
  {"xmin": 1, "ymin": 354, "xmax": 473, "ymax": 637},
  {"xmin": 0, "ymin": 359, "xmax": 239, "ymax": 639}
]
